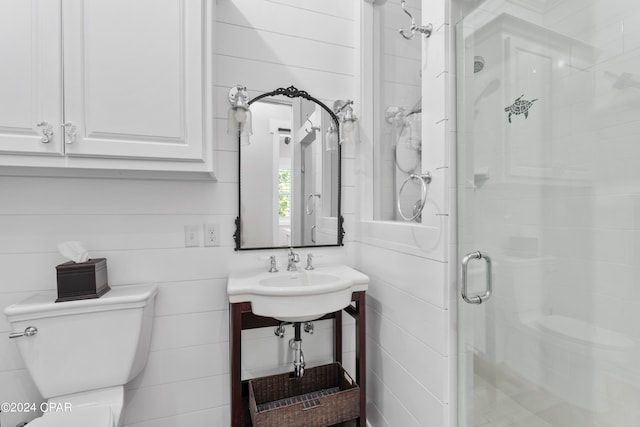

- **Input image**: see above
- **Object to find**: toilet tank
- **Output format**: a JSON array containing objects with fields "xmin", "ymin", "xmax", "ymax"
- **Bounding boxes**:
[{"xmin": 4, "ymin": 284, "xmax": 157, "ymax": 399}]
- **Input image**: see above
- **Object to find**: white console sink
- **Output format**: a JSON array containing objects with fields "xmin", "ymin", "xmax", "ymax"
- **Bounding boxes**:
[{"xmin": 227, "ymin": 264, "xmax": 369, "ymax": 322}]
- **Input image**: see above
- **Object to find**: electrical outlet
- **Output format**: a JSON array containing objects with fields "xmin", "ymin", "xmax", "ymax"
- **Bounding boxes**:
[
  {"xmin": 184, "ymin": 225, "xmax": 200, "ymax": 247},
  {"xmin": 204, "ymin": 223, "xmax": 220, "ymax": 247}
]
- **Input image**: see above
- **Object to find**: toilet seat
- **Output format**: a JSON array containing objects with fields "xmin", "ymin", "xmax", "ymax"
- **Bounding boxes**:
[{"xmin": 25, "ymin": 406, "xmax": 113, "ymax": 427}]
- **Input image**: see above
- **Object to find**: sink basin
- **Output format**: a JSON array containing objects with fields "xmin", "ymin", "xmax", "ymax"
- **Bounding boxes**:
[
  {"xmin": 259, "ymin": 273, "xmax": 339, "ymax": 288},
  {"xmin": 227, "ymin": 264, "xmax": 369, "ymax": 322}
]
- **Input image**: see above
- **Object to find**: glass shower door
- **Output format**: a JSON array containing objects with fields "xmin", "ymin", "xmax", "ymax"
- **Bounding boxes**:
[{"xmin": 457, "ymin": 1, "xmax": 640, "ymax": 426}]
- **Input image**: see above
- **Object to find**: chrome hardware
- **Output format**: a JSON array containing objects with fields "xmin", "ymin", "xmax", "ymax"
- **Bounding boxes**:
[
  {"xmin": 399, "ymin": 0, "xmax": 433, "ymax": 40},
  {"xmin": 274, "ymin": 322, "xmax": 290, "ymax": 338},
  {"xmin": 305, "ymin": 194, "xmax": 321, "ymax": 215},
  {"xmin": 287, "ymin": 248, "xmax": 300, "ymax": 271},
  {"xmin": 61, "ymin": 122, "xmax": 76, "ymax": 144},
  {"xmin": 461, "ymin": 251, "xmax": 493, "ymax": 304},
  {"xmin": 227, "ymin": 85, "xmax": 250, "ymax": 110},
  {"xmin": 304, "ymin": 321, "xmax": 314, "ymax": 334},
  {"xmin": 305, "ymin": 253, "xmax": 314, "ymax": 270},
  {"xmin": 289, "ymin": 337, "xmax": 305, "ymax": 378},
  {"xmin": 397, "ymin": 172, "xmax": 432, "ymax": 222},
  {"xmin": 304, "ymin": 118, "xmax": 320, "ymax": 134},
  {"xmin": 412, "ymin": 200, "xmax": 423, "ymax": 222},
  {"xmin": 268, "ymin": 255, "xmax": 278, "ymax": 273},
  {"xmin": 9, "ymin": 326, "xmax": 38, "ymax": 339},
  {"xmin": 36, "ymin": 121, "xmax": 53, "ymax": 143},
  {"xmin": 311, "ymin": 225, "xmax": 317, "ymax": 244}
]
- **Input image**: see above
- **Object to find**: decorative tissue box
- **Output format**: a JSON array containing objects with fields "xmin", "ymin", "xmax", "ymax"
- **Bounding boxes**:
[{"xmin": 55, "ymin": 258, "xmax": 110, "ymax": 302}]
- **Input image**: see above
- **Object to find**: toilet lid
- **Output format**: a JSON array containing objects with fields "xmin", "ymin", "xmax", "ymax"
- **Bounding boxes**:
[{"xmin": 26, "ymin": 406, "xmax": 113, "ymax": 427}]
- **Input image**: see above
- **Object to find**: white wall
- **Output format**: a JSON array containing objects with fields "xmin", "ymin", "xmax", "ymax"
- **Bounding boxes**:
[
  {"xmin": 357, "ymin": 0, "xmax": 456, "ymax": 426},
  {"xmin": 0, "ymin": 1, "xmax": 359, "ymax": 426},
  {"xmin": 373, "ymin": 0, "xmax": 423, "ymax": 222}
]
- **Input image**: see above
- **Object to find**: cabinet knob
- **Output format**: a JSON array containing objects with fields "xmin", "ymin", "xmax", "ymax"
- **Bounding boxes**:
[
  {"xmin": 36, "ymin": 121, "xmax": 53, "ymax": 143},
  {"xmin": 61, "ymin": 122, "xmax": 77, "ymax": 144}
]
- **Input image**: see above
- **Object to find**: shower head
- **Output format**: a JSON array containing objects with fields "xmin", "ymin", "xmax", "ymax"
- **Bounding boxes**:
[
  {"xmin": 474, "ymin": 56, "xmax": 485, "ymax": 74},
  {"xmin": 403, "ymin": 97, "xmax": 421, "ymax": 117}
]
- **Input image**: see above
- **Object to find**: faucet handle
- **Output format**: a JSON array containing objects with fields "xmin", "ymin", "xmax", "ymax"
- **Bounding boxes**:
[
  {"xmin": 305, "ymin": 253, "xmax": 314, "ymax": 270},
  {"xmin": 287, "ymin": 249, "xmax": 300, "ymax": 271},
  {"xmin": 268, "ymin": 255, "xmax": 278, "ymax": 273}
]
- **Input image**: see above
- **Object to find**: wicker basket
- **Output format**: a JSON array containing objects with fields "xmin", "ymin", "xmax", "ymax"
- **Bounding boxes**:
[{"xmin": 248, "ymin": 363, "xmax": 360, "ymax": 427}]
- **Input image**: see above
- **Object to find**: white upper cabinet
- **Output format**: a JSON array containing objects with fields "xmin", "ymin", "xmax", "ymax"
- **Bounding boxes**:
[
  {"xmin": 0, "ymin": 0, "xmax": 214, "ymax": 178},
  {"xmin": 0, "ymin": 0, "xmax": 63, "ymax": 157}
]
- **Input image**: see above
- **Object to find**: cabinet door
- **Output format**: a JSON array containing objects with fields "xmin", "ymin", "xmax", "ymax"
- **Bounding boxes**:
[
  {"xmin": 0, "ymin": 0, "xmax": 63, "ymax": 156},
  {"xmin": 62, "ymin": 0, "xmax": 209, "ymax": 162}
]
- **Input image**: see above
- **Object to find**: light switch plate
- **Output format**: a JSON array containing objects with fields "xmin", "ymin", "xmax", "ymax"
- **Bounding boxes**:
[{"xmin": 184, "ymin": 225, "xmax": 200, "ymax": 247}]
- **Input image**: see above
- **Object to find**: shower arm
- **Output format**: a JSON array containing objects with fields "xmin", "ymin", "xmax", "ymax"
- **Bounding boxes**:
[{"xmin": 398, "ymin": 0, "xmax": 433, "ymax": 40}]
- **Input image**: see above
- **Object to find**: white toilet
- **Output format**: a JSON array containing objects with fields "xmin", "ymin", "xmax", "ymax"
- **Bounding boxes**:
[{"xmin": 4, "ymin": 284, "xmax": 157, "ymax": 427}]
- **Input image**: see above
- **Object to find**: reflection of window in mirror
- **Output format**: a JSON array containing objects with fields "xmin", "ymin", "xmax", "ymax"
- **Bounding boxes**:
[
  {"xmin": 278, "ymin": 169, "xmax": 291, "ymax": 218},
  {"xmin": 276, "ymin": 128, "xmax": 292, "ymax": 246}
]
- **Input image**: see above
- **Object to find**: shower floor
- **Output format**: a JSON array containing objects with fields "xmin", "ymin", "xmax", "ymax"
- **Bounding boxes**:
[{"xmin": 473, "ymin": 365, "xmax": 640, "ymax": 427}]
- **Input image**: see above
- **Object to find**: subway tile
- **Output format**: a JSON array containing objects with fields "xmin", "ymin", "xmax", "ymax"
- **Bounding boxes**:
[
  {"xmin": 366, "ymin": 275, "xmax": 449, "ymax": 355},
  {"xmin": 360, "ymin": 243, "xmax": 448, "ymax": 308},
  {"xmin": 366, "ymin": 365, "xmax": 422, "ymax": 427},
  {"xmin": 124, "ymin": 406, "xmax": 229, "ymax": 427},
  {"xmin": 0, "ymin": 178, "xmax": 238, "ymax": 216},
  {"xmin": 127, "ymin": 342, "xmax": 229, "ymax": 390},
  {"xmin": 152, "ymin": 279, "xmax": 228, "ymax": 316},
  {"xmin": 368, "ymin": 339, "xmax": 446, "ymax": 426},
  {"xmin": 150, "ymin": 311, "xmax": 228, "ymax": 351},
  {"xmin": 367, "ymin": 305, "xmax": 449, "ymax": 402},
  {"xmin": 217, "ymin": 0, "xmax": 356, "ymax": 47},
  {"xmin": 123, "ymin": 375, "xmax": 229, "ymax": 425}
]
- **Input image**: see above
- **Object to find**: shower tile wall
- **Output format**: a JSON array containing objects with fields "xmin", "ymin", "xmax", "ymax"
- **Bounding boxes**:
[{"xmin": 0, "ymin": 2, "xmax": 358, "ymax": 426}]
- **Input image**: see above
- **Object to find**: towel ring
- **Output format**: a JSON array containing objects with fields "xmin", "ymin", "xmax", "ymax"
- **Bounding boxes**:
[
  {"xmin": 397, "ymin": 173, "xmax": 432, "ymax": 222},
  {"xmin": 394, "ymin": 140, "xmax": 420, "ymax": 174}
]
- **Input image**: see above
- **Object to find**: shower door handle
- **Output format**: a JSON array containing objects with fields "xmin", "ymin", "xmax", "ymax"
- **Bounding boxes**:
[{"xmin": 461, "ymin": 251, "xmax": 492, "ymax": 304}]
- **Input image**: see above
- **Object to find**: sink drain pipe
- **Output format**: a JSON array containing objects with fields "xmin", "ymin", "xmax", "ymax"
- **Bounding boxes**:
[{"xmin": 291, "ymin": 322, "xmax": 305, "ymax": 378}]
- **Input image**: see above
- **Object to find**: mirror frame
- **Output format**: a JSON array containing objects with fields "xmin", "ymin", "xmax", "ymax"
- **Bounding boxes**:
[{"xmin": 234, "ymin": 85, "xmax": 345, "ymax": 251}]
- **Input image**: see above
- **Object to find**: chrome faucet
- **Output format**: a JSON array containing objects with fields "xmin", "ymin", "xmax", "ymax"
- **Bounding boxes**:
[{"xmin": 287, "ymin": 248, "xmax": 300, "ymax": 271}]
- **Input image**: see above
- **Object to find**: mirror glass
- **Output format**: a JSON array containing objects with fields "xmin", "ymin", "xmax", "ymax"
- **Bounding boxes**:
[{"xmin": 236, "ymin": 88, "xmax": 342, "ymax": 250}]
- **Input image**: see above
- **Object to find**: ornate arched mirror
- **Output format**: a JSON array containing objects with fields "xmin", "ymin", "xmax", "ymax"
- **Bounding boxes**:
[{"xmin": 232, "ymin": 86, "xmax": 344, "ymax": 250}]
